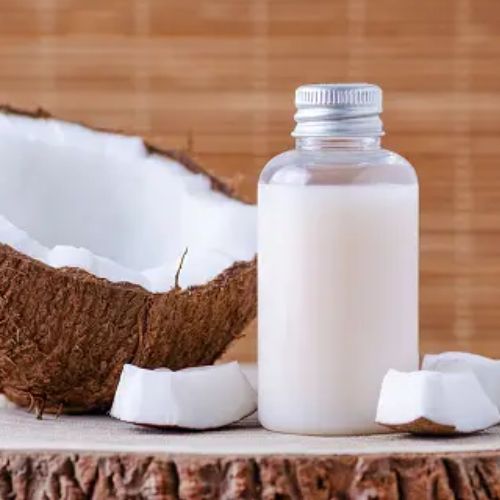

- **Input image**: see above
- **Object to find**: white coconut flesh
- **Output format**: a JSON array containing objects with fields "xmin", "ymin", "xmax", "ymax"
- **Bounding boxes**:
[
  {"xmin": 110, "ymin": 362, "xmax": 257, "ymax": 429},
  {"xmin": 423, "ymin": 351, "xmax": 500, "ymax": 411},
  {"xmin": 0, "ymin": 113, "xmax": 256, "ymax": 292},
  {"xmin": 376, "ymin": 369, "xmax": 500, "ymax": 434}
]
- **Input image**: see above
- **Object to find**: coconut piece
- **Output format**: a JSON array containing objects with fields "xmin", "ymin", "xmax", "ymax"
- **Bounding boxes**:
[
  {"xmin": 376, "ymin": 369, "xmax": 500, "ymax": 435},
  {"xmin": 110, "ymin": 362, "xmax": 257, "ymax": 429},
  {"xmin": 422, "ymin": 351, "xmax": 500, "ymax": 410},
  {"xmin": 0, "ymin": 107, "xmax": 257, "ymax": 414}
]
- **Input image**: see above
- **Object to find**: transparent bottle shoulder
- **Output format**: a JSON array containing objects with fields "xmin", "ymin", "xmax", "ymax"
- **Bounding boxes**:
[{"xmin": 259, "ymin": 148, "xmax": 418, "ymax": 186}]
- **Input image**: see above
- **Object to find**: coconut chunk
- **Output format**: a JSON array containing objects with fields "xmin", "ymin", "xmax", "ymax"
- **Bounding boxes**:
[
  {"xmin": 376, "ymin": 369, "xmax": 500, "ymax": 435},
  {"xmin": 110, "ymin": 362, "xmax": 257, "ymax": 429},
  {"xmin": 423, "ymin": 352, "xmax": 500, "ymax": 410}
]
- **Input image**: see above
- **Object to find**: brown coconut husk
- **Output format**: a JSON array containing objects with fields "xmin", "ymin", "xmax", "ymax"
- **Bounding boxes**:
[
  {"xmin": 378, "ymin": 417, "xmax": 459, "ymax": 436},
  {"xmin": 0, "ymin": 107, "xmax": 257, "ymax": 415}
]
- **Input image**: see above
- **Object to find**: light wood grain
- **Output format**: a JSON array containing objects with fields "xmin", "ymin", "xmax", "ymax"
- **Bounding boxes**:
[
  {"xmin": 0, "ymin": 0, "xmax": 499, "ymax": 361},
  {"xmin": 0, "ymin": 407, "xmax": 498, "ymax": 497}
]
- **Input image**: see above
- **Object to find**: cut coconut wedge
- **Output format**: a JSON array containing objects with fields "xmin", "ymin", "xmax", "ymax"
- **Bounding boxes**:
[
  {"xmin": 376, "ymin": 369, "xmax": 500, "ymax": 435},
  {"xmin": 423, "ymin": 351, "xmax": 500, "ymax": 410},
  {"xmin": 0, "ymin": 107, "xmax": 257, "ymax": 414},
  {"xmin": 110, "ymin": 362, "xmax": 257, "ymax": 429}
]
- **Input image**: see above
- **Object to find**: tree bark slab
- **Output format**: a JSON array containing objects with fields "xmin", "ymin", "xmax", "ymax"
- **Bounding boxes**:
[{"xmin": 1, "ymin": 452, "xmax": 500, "ymax": 499}]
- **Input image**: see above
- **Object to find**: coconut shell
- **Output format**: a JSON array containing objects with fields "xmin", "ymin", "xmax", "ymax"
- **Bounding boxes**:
[
  {"xmin": 0, "ymin": 107, "xmax": 257, "ymax": 414},
  {"xmin": 379, "ymin": 417, "xmax": 459, "ymax": 436}
]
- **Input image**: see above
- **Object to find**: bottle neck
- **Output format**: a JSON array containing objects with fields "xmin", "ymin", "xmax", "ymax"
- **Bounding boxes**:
[{"xmin": 295, "ymin": 136, "xmax": 381, "ymax": 151}]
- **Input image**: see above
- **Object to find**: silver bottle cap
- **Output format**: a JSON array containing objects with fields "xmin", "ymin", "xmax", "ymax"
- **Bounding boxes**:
[{"xmin": 292, "ymin": 83, "xmax": 384, "ymax": 138}]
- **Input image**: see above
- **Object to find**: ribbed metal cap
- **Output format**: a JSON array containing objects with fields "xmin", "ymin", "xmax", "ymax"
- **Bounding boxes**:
[
  {"xmin": 295, "ymin": 83, "xmax": 382, "ymax": 110},
  {"xmin": 292, "ymin": 83, "xmax": 384, "ymax": 138}
]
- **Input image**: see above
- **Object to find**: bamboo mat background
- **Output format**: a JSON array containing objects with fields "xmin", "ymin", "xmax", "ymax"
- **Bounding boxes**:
[{"xmin": 0, "ymin": 0, "xmax": 499, "ymax": 360}]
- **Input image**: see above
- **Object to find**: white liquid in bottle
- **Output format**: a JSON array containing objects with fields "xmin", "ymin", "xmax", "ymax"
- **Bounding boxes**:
[
  {"xmin": 258, "ymin": 183, "xmax": 419, "ymax": 435},
  {"xmin": 258, "ymin": 84, "xmax": 419, "ymax": 435}
]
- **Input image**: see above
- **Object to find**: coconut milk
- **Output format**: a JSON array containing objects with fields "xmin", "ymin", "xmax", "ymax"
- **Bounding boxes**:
[{"xmin": 258, "ymin": 182, "xmax": 419, "ymax": 435}]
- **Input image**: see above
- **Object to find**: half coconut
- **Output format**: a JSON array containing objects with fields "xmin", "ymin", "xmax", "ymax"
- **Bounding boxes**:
[{"xmin": 0, "ymin": 107, "xmax": 257, "ymax": 414}]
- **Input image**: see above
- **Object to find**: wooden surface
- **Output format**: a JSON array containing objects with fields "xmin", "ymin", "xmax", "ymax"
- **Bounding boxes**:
[
  {"xmin": 0, "ymin": 406, "xmax": 500, "ymax": 498},
  {"xmin": 0, "ymin": 0, "xmax": 499, "ymax": 360},
  {"xmin": 4, "ymin": 403, "xmax": 500, "ymax": 456}
]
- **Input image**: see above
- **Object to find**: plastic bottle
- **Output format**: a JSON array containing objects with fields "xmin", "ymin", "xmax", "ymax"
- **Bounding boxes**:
[{"xmin": 258, "ymin": 83, "xmax": 419, "ymax": 435}]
